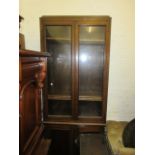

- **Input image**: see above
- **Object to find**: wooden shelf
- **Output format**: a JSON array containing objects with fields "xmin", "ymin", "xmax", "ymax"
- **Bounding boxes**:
[
  {"xmin": 79, "ymin": 95, "xmax": 102, "ymax": 101},
  {"xmin": 48, "ymin": 95, "xmax": 71, "ymax": 100},
  {"xmin": 48, "ymin": 115, "xmax": 72, "ymax": 118},
  {"xmin": 46, "ymin": 37, "xmax": 70, "ymax": 43},
  {"xmin": 44, "ymin": 117, "xmax": 104, "ymax": 126},
  {"xmin": 46, "ymin": 37, "xmax": 104, "ymax": 45},
  {"xmin": 48, "ymin": 95, "xmax": 102, "ymax": 101},
  {"xmin": 80, "ymin": 40, "xmax": 105, "ymax": 45}
]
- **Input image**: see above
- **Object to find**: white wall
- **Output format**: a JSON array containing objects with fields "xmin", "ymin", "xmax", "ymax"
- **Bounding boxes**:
[{"xmin": 19, "ymin": 0, "xmax": 135, "ymax": 121}]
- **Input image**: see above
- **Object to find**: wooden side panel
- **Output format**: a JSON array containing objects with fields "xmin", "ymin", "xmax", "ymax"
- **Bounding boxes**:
[{"xmin": 19, "ymin": 52, "xmax": 48, "ymax": 155}]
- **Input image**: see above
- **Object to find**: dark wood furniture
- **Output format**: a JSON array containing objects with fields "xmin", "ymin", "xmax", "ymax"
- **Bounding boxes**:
[
  {"xmin": 45, "ymin": 125, "xmax": 80, "ymax": 155},
  {"xmin": 40, "ymin": 16, "xmax": 111, "ymax": 132},
  {"xmin": 19, "ymin": 49, "xmax": 50, "ymax": 155},
  {"xmin": 19, "ymin": 15, "xmax": 25, "ymax": 49}
]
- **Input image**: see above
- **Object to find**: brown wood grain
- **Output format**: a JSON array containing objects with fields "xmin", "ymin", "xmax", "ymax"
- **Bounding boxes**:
[{"xmin": 19, "ymin": 50, "xmax": 49, "ymax": 155}]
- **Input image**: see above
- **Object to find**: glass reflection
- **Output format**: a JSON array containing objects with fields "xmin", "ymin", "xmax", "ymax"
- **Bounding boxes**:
[
  {"xmin": 79, "ymin": 26, "xmax": 105, "ymax": 97},
  {"xmin": 80, "ymin": 53, "xmax": 88, "ymax": 63}
]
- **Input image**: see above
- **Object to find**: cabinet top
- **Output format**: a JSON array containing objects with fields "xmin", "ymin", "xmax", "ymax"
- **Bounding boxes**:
[
  {"xmin": 40, "ymin": 16, "xmax": 111, "ymax": 22},
  {"xmin": 40, "ymin": 15, "xmax": 111, "ymax": 18},
  {"xmin": 19, "ymin": 49, "xmax": 51, "ymax": 57}
]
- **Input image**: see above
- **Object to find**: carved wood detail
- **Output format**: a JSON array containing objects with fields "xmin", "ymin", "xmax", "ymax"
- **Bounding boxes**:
[{"xmin": 35, "ymin": 61, "xmax": 47, "ymax": 89}]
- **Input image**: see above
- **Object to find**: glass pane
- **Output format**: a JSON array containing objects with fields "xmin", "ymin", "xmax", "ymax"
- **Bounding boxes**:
[
  {"xmin": 79, "ymin": 101, "xmax": 102, "ymax": 116},
  {"xmin": 46, "ymin": 26, "xmax": 71, "ymax": 96},
  {"xmin": 48, "ymin": 100, "xmax": 72, "ymax": 115},
  {"xmin": 79, "ymin": 26, "xmax": 105, "ymax": 97}
]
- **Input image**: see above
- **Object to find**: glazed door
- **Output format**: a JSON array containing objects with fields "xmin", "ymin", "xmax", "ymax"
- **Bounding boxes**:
[
  {"xmin": 45, "ymin": 24, "xmax": 74, "ymax": 118},
  {"xmin": 77, "ymin": 25, "xmax": 106, "ymax": 119}
]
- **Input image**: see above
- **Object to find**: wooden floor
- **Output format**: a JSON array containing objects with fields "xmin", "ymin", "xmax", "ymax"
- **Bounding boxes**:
[{"xmin": 80, "ymin": 133, "xmax": 113, "ymax": 155}]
